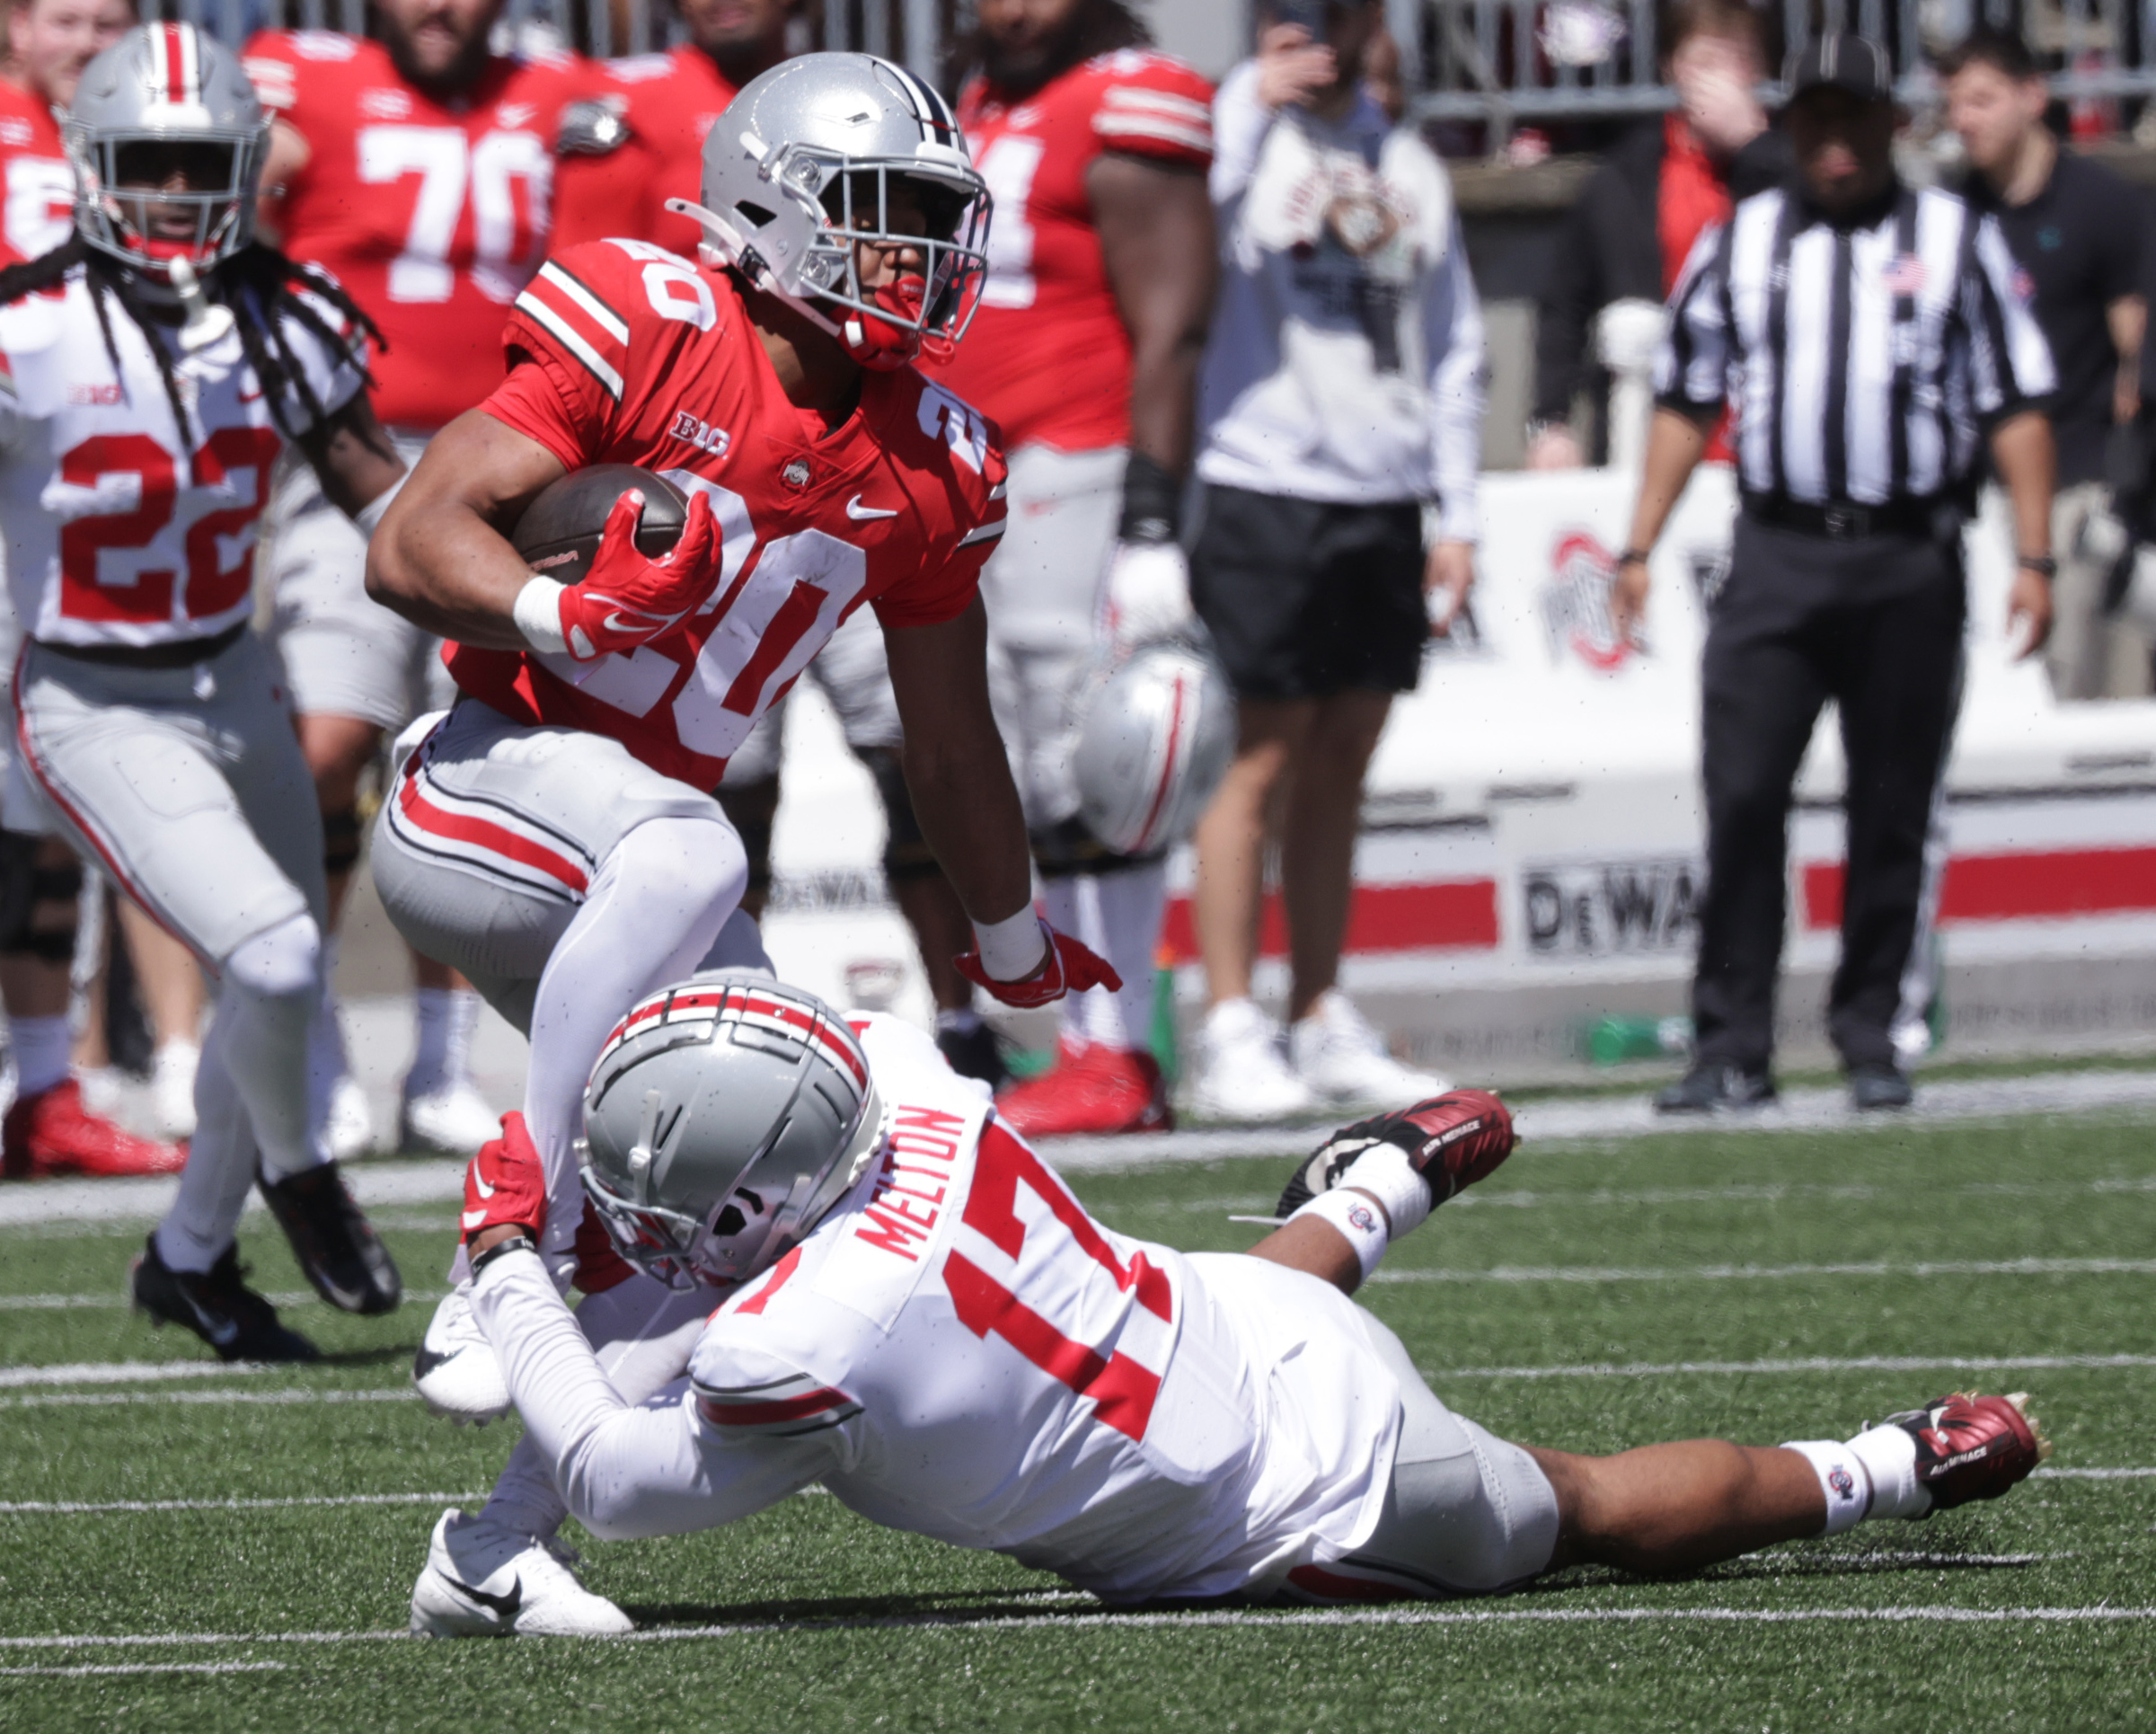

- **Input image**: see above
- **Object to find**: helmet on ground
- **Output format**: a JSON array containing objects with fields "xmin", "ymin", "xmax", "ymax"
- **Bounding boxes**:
[
  {"xmin": 1072, "ymin": 637, "xmax": 1237, "ymax": 858},
  {"xmin": 66, "ymin": 22, "xmax": 269, "ymax": 285},
  {"xmin": 580, "ymin": 972, "xmax": 882, "ymax": 1289},
  {"xmin": 672, "ymin": 51, "xmax": 990, "ymax": 369}
]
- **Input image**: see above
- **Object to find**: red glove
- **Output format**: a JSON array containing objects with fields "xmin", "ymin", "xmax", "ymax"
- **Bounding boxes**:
[
  {"xmin": 557, "ymin": 488, "xmax": 721, "ymax": 662},
  {"xmin": 954, "ymin": 920, "xmax": 1122, "ymax": 1009},
  {"xmin": 461, "ymin": 1110, "xmax": 550, "ymax": 1245}
]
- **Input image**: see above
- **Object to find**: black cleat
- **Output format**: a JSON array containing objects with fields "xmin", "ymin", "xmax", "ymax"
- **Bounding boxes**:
[
  {"xmin": 1655, "ymin": 1064, "xmax": 1777, "ymax": 1114},
  {"xmin": 130, "ymin": 1235, "xmax": 319, "ymax": 1363},
  {"xmin": 1848, "ymin": 1065, "xmax": 1913, "ymax": 1111},
  {"xmin": 937, "ymin": 1018, "xmax": 1011, "ymax": 1093},
  {"xmin": 258, "ymin": 1161, "xmax": 402, "ymax": 1315}
]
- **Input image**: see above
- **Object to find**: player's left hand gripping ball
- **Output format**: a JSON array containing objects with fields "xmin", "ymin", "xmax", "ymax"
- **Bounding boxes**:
[
  {"xmin": 955, "ymin": 920, "xmax": 1122, "ymax": 1009},
  {"xmin": 461, "ymin": 1111, "xmax": 551, "ymax": 1244},
  {"xmin": 558, "ymin": 487, "xmax": 720, "ymax": 662}
]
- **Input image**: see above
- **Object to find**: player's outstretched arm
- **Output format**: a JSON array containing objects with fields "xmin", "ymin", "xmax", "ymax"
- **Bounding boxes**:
[
  {"xmin": 296, "ymin": 392, "xmax": 407, "ymax": 523},
  {"xmin": 366, "ymin": 408, "xmax": 569, "ymax": 650}
]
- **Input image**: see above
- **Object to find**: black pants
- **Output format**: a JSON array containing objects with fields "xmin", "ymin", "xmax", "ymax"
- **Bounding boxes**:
[{"xmin": 1692, "ymin": 518, "xmax": 1965, "ymax": 1074}]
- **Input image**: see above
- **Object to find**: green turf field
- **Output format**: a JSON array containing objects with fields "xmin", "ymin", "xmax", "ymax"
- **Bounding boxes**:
[{"xmin": 1, "ymin": 1104, "xmax": 2152, "ymax": 1730}]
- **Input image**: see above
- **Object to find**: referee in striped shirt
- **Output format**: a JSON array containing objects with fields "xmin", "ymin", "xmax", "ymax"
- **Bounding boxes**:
[{"xmin": 1613, "ymin": 34, "xmax": 2058, "ymax": 1112}]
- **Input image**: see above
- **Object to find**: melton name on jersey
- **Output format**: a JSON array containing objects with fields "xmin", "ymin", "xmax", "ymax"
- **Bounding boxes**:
[
  {"xmin": 0, "ymin": 265, "xmax": 366, "ymax": 647},
  {"xmin": 449, "ymin": 236, "xmax": 1010, "ymax": 792}
]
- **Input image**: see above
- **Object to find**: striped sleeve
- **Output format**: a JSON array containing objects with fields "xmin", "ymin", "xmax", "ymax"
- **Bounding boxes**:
[
  {"xmin": 1961, "ymin": 209, "xmax": 2057, "ymax": 420},
  {"xmin": 1654, "ymin": 217, "xmax": 1735, "ymax": 414},
  {"xmin": 1092, "ymin": 59, "xmax": 1215, "ymax": 167},
  {"xmin": 508, "ymin": 252, "xmax": 632, "ymax": 405}
]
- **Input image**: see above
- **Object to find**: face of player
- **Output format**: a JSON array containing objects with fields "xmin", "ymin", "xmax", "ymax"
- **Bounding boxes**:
[
  {"xmin": 974, "ymin": 0, "xmax": 1089, "ymax": 92},
  {"xmin": 10, "ymin": 0, "xmax": 133, "ymax": 110},
  {"xmin": 376, "ymin": 0, "xmax": 506, "ymax": 95},
  {"xmin": 1945, "ymin": 60, "xmax": 2048, "ymax": 181},
  {"xmin": 1787, "ymin": 85, "xmax": 1897, "ymax": 217},
  {"xmin": 677, "ymin": 0, "xmax": 791, "ymax": 72},
  {"xmin": 108, "ymin": 138, "xmax": 240, "ymax": 259}
]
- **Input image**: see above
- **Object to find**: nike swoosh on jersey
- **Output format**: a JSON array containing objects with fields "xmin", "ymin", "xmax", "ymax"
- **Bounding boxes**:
[
  {"xmin": 449, "ymin": 1571, "xmax": 521, "ymax": 1620},
  {"xmin": 845, "ymin": 495, "xmax": 898, "ymax": 520}
]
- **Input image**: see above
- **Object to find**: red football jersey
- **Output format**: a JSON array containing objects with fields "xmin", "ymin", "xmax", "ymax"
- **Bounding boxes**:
[
  {"xmin": 553, "ymin": 47, "xmax": 736, "ymax": 257},
  {"xmin": 243, "ymin": 30, "xmax": 604, "ymax": 430},
  {"xmin": 455, "ymin": 239, "xmax": 1009, "ymax": 791},
  {"xmin": 932, "ymin": 49, "xmax": 1213, "ymax": 454},
  {"xmin": 0, "ymin": 80, "xmax": 70, "ymax": 266}
]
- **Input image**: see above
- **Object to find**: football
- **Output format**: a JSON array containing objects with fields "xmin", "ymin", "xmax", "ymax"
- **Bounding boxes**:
[{"xmin": 508, "ymin": 463, "xmax": 691, "ymax": 585}]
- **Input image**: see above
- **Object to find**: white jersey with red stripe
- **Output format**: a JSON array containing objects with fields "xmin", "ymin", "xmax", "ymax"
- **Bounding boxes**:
[
  {"xmin": 676, "ymin": 1014, "xmax": 1400, "ymax": 1603},
  {"xmin": 0, "ymin": 268, "xmax": 366, "ymax": 648}
]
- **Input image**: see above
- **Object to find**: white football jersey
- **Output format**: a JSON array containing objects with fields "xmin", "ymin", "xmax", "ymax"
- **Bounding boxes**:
[
  {"xmin": 0, "ymin": 269, "xmax": 367, "ymax": 649},
  {"xmin": 681, "ymin": 1015, "xmax": 1401, "ymax": 1603}
]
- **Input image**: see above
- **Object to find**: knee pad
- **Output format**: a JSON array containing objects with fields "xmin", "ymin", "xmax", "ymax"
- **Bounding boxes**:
[
  {"xmin": 322, "ymin": 805, "xmax": 362, "ymax": 877},
  {"xmin": 1028, "ymin": 814, "xmax": 1167, "ymax": 880},
  {"xmin": 713, "ymin": 779, "xmax": 777, "ymax": 899},
  {"xmin": 0, "ymin": 833, "xmax": 80, "ymax": 961},
  {"xmin": 857, "ymin": 747, "xmax": 941, "ymax": 884},
  {"xmin": 225, "ymin": 913, "xmax": 322, "ymax": 1000}
]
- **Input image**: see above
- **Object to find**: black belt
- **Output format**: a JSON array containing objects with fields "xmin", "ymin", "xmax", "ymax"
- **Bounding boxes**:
[
  {"xmin": 38, "ymin": 619, "xmax": 248, "ymax": 670},
  {"xmin": 1741, "ymin": 494, "xmax": 1949, "ymax": 541}
]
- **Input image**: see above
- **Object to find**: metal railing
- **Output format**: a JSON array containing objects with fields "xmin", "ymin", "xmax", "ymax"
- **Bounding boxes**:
[
  {"xmin": 143, "ymin": 0, "xmax": 951, "ymax": 85},
  {"xmin": 1392, "ymin": 0, "xmax": 2156, "ymax": 134}
]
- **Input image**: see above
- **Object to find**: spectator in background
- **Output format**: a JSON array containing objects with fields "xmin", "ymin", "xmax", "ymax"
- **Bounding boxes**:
[
  {"xmin": 1945, "ymin": 25, "xmax": 2149, "ymax": 699},
  {"xmin": 1526, "ymin": 0, "xmax": 1787, "ymax": 468},
  {"xmin": 1187, "ymin": 0, "xmax": 1480, "ymax": 1120}
]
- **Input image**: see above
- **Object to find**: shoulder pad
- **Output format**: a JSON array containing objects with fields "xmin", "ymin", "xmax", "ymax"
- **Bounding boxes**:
[
  {"xmin": 0, "ymin": 289, "xmax": 64, "ymax": 358},
  {"xmin": 290, "ymin": 31, "xmax": 358, "ymax": 60},
  {"xmin": 557, "ymin": 93, "xmax": 632, "ymax": 156},
  {"xmin": 605, "ymin": 53, "xmax": 676, "ymax": 83}
]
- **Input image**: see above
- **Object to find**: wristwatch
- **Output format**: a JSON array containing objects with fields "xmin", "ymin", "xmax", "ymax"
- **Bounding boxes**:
[{"xmin": 1616, "ymin": 547, "xmax": 1653, "ymax": 567}]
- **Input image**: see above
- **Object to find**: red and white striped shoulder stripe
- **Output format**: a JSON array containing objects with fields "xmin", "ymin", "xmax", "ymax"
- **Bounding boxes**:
[{"xmin": 513, "ymin": 259, "xmax": 632, "ymax": 402}]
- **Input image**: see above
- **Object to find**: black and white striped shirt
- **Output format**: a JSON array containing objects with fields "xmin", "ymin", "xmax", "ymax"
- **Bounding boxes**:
[{"xmin": 1656, "ymin": 181, "xmax": 2056, "ymax": 505}]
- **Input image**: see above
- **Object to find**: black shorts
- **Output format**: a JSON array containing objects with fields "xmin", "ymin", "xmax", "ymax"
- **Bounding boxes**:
[{"xmin": 1189, "ymin": 486, "xmax": 1427, "ymax": 700}]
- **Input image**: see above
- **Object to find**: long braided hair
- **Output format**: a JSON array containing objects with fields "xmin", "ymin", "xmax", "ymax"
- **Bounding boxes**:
[{"xmin": 0, "ymin": 232, "xmax": 386, "ymax": 479}]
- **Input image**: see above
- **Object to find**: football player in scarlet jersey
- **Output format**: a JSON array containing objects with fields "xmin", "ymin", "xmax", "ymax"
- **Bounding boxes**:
[
  {"xmin": 366, "ymin": 53, "xmax": 1116, "ymax": 1425},
  {"xmin": 243, "ymin": 0, "xmax": 616, "ymax": 1160},
  {"xmin": 2, "ymin": 24, "xmax": 408, "ymax": 1351},
  {"xmin": 408, "ymin": 976, "xmax": 2050, "ymax": 1634},
  {"xmin": 931, "ymin": 0, "xmax": 1218, "ymax": 1137}
]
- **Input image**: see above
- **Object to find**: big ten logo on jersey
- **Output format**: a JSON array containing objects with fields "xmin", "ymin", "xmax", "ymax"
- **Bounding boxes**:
[
  {"xmin": 668, "ymin": 409, "xmax": 729, "ymax": 457},
  {"xmin": 917, "ymin": 383, "xmax": 988, "ymax": 473},
  {"xmin": 941, "ymin": 1120, "xmax": 1175, "ymax": 1443},
  {"xmin": 358, "ymin": 115, "xmax": 553, "ymax": 304}
]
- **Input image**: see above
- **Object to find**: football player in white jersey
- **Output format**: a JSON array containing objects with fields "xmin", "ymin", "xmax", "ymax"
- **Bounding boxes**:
[
  {"xmin": 0, "ymin": 23, "xmax": 408, "ymax": 1356},
  {"xmin": 411, "ymin": 972, "xmax": 2050, "ymax": 1634}
]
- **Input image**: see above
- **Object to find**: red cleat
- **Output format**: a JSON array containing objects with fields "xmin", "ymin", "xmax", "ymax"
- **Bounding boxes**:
[
  {"xmin": 1884, "ymin": 1392, "xmax": 2052, "ymax": 1513},
  {"xmin": 995, "ymin": 1040, "xmax": 1173, "ymax": 1137},
  {"xmin": 2, "ymin": 1079, "xmax": 187, "ymax": 1180}
]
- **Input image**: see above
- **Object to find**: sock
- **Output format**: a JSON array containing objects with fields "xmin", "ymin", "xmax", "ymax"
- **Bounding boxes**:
[
  {"xmin": 1780, "ymin": 1439, "xmax": 1873, "ymax": 1535},
  {"xmin": 1337, "ymin": 1142, "xmax": 1432, "ymax": 1238},
  {"xmin": 9, "ymin": 1015, "xmax": 71, "ymax": 1100},
  {"xmin": 407, "ymin": 986, "xmax": 480, "ymax": 1099},
  {"xmin": 936, "ymin": 1007, "xmax": 985, "ymax": 1037},
  {"xmin": 1289, "ymin": 1187, "xmax": 1390, "ymax": 1282}
]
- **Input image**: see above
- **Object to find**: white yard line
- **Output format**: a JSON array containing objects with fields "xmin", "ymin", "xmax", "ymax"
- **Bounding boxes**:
[
  {"xmin": 0, "ymin": 1492, "xmax": 482, "ymax": 1515},
  {"xmin": 0, "ymin": 1290, "xmax": 446, "ymax": 1313},
  {"xmin": 0, "ymin": 1660, "xmax": 286, "ymax": 1677},
  {"xmin": 1369, "ymin": 1256, "xmax": 2156, "ymax": 1286},
  {"xmin": 0, "ymin": 1387, "xmax": 414, "ymax": 1410},
  {"xmin": 7, "ymin": 1604, "xmax": 2154, "ymax": 1651},
  {"xmin": 0, "ymin": 1361, "xmax": 275, "ymax": 1389},
  {"xmin": 1424, "ymin": 1351, "xmax": 2156, "ymax": 1379}
]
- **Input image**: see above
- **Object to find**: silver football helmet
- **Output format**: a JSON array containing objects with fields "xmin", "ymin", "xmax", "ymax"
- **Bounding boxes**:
[
  {"xmin": 1072, "ymin": 637, "xmax": 1237, "ymax": 858},
  {"xmin": 580, "ymin": 972, "xmax": 884, "ymax": 1290},
  {"xmin": 668, "ymin": 52, "xmax": 989, "ymax": 370},
  {"xmin": 66, "ymin": 22, "xmax": 268, "ymax": 285}
]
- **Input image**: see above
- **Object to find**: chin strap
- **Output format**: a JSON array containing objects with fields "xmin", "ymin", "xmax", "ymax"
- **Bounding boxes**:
[{"xmin": 667, "ymin": 195, "xmax": 925, "ymax": 371}]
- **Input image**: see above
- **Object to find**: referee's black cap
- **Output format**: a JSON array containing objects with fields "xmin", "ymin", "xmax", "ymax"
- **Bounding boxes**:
[{"xmin": 1785, "ymin": 32, "xmax": 1894, "ymax": 102}]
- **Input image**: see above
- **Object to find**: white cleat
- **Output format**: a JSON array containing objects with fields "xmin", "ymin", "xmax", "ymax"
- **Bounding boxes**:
[
  {"xmin": 324, "ymin": 1073, "xmax": 375, "ymax": 1163},
  {"xmin": 399, "ymin": 1079, "xmax": 499, "ymax": 1156},
  {"xmin": 410, "ymin": 1508, "xmax": 632, "ymax": 1638},
  {"xmin": 149, "ymin": 1040, "xmax": 200, "ymax": 1141},
  {"xmin": 412, "ymin": 1284, "xmax": 509, "ymax": 1425},
  {"xmin": 1188, "ymin": 997, "xmax": 1316, "ymax": 1123},
  {"xmin": 1289, "ymin": 990, "xmax": 1449, "ymax": 1110}
]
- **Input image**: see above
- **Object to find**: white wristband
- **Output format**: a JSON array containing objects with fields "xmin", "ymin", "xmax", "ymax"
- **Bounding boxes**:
[
  {"xmin": 352, "ymin": 467, "xmax": 407, "ymax": 540},
  {"xmin": 972, "ymin": 908, "xmax": 1047, "ymax": 981},
  {"xmin": 1288, "ymin": 1188, "xmax": 1389, "ymax": 1282},
  {"xmin": 513, "ymin": 576, "xmax": 569, "ymax": 656}
]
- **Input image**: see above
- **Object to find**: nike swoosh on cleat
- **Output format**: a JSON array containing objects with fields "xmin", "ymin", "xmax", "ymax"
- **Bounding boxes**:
[
  {"xmin": 412, "ymin": 1346, "xmax": 453, "ymax": 1379},
  {"xmin": 846, "ymin": 495, "xmax": 898, "ymax": 520},
  {"xmin": 449, "ymin": 1572, "xmax": 521, "ymax": 1620}
]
